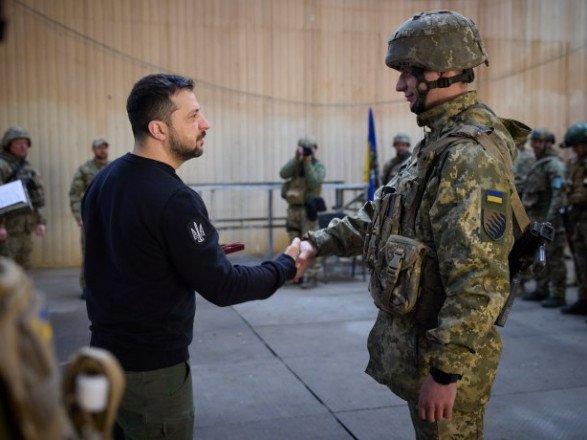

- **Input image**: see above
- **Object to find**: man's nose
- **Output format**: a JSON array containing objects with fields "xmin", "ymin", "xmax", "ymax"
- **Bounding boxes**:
[{"xmin": 199, "ymin": 115, "xmax": 211, "ymax": 131}]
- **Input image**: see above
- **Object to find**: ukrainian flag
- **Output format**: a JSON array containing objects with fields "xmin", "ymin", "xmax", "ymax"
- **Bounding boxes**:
[
  {"xmin": 486, "ymin": 190, "xmax": 504, "ymax": 204},
  {"xmin": 363, "ymin": 108, "xmax": 380, "ymax": 201}
]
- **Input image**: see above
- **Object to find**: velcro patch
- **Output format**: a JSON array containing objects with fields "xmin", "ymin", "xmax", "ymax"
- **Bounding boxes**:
[
  {"xmin": 186, "ymin": 220, "xmax": 207, "ymax": 246},
  {"xmin": 482, "ymin": 189, "xmax": 508, "ymax": 241}
]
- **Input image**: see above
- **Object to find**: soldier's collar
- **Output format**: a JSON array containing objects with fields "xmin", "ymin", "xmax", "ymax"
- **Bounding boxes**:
[{"xmin": 416, "ymin": 91, "xmax": 478, "ymax": 131}]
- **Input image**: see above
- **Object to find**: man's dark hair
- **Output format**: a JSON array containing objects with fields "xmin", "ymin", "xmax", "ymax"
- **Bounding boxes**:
[{"xmin": 126, "ymin": 74, "xmax": 194, "ymax": 141}]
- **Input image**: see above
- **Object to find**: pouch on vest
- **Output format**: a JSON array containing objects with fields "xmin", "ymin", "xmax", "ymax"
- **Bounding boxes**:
[{"xmin": 369, "ymin": 235, "xmax": 432, "ymax": 315}]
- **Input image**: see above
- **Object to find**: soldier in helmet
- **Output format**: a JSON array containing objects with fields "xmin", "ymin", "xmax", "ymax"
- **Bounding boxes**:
[
  {"xmin": 280, "ymin": 136, "xmax": 326, "ymax": 287},
  {"xmin": 69, "ymin": 137, "xmax": 110, "ymax": 299},
  {"xmin": 294, "ymin": 10, "xmax": 530, "ymax": 437},
  {"xmin": 381, "ymin": 133, "xmax": 412, "ymax": 184},
  {"xmin": 0, "ymin": 126, "xmax": 46, "ymax": 269},
  {"xmin": 521, "ymin": 129, "xmax": 568, "ymax": 308},
  {"xmin": 559, "ymin": 123, "xmax": 587, "ymax": 317}
]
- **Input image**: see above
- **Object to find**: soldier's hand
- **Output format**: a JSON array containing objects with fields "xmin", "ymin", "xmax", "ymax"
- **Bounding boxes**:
[
  {"xmin": 294, "ymin": 239, "xmax": 317, "ymax": 282},
  {"xmin": 35, "ymin": 224, "xmax": 46, "ymax": 237},
  {"xmin": 0, "ymin": 226, "xmax": 7, "ymax": 241},
  {"xmin": 285, "ymin": 237, "xmax": 301, "ymax": 262},
  {"xmin": 417, "ymin": 375, "xmax": 457, "ymax": 422}
]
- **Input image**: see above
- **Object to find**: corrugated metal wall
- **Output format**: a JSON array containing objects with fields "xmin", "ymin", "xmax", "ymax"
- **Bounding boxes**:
[{"xmin": 0, "ymin": 0, "xmax": 585, "ymax": 267}]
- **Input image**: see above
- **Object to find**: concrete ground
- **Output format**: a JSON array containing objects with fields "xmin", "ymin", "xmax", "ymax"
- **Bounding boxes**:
[{"xmin": 34, "ymin": 257, "xmax": 587, "ymax": 440}]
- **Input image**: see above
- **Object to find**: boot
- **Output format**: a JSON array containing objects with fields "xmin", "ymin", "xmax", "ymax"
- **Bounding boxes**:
[
  {"xmin": 561, "ymin": 299, "xmax": 587, "ymax": 315},
  {"xmin": 541, "ymin": 297, "xmax": 566, "ymax": 308},
  {"xmin": 522, "ymin": 290, "xmax": 548, "ymax": 301}
]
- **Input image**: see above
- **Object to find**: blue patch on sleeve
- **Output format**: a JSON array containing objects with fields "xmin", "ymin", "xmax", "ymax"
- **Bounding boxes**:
[{"xmin": 552, "ymin": 177, "xmax": 563, "ymax": 189}]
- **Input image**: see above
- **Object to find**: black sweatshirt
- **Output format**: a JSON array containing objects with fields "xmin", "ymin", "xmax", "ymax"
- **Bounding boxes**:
[{"xmin": 82, "ymin": 153, "xmax": 296, "ymax": 371}]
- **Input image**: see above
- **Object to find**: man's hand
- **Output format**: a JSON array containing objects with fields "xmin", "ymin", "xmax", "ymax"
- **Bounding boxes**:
[
  {"xmin": 35, "ymin": 224, "xmax": 46, "ymax": 237},
  {"xmin": 294, "ymin": 239, "xmax": 318, "ymax": 281},
  {"xmin": 417, "ymin": 375, "xmax": 457, "ymax": 422}
]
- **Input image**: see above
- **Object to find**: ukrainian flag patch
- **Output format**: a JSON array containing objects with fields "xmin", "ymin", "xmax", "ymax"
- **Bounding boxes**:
[{"xmin": 486, "ymin": 190, "xmax": 504, "ymax": 204}]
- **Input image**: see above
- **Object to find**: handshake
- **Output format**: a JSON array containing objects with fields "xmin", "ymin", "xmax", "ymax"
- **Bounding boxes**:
[{"xmin": 284, "ymin": 237, "xmax": 318, "ymax": 281}]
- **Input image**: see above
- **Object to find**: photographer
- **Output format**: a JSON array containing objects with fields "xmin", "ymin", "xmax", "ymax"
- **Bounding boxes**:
[
  {"xmin": 280, "ymin": 136, "xmax": 326, "ymax": 287},
  {"xmin": 0, "ymin": 126, "xmax": 46, "ymax": 269}
]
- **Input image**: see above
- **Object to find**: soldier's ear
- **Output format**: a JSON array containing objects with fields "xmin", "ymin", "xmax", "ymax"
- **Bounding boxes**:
[{"xmin": 148, "ymin": 121, "xmax": 167, "ymax": 141}]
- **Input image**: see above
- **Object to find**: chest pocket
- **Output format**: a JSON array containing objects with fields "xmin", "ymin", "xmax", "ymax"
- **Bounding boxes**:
[{"xmin": 370, "ymin": 235, "xmax": 433, "ymax": 315}]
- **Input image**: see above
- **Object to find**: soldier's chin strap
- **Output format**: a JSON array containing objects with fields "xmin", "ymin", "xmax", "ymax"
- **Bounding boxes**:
[{"xmin": 411, "ymin": 68, "xmax": 475, "ymax": 114}]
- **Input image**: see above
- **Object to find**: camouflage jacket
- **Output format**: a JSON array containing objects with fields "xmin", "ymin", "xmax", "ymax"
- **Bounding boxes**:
[
  {"xmin": 512, "ymin": 147, "xmax": 535, "ymax": 195},
  {"xmin": 279, "ymin": 157, "xmax": 325, "ymax": 205},
  {"xmin": 521, "ymin": 149, "xmax": 566, "ymax": 226},
  {"xmin": 381, "ymin": 153, "xmax": 412, "ymax": 184},
  {"xmin": 307, "ymin": 92, "xmax": 523, "ymax": 410},
  {"xmin": 69, "ymin": 159, "xmax": 109, "ymax": 222},
  {"xmin": 567, "ymin": 155, "xmax": 587, "ymax": 207},
  {"xmin": 0, "ymin": 151, "xmax": 45, "ymax": 228}
]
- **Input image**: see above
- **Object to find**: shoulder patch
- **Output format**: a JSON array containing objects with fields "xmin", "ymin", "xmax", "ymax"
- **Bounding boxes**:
[
  {"xmin": 552, "ymin": 176, "xmax": 563, "ymax": 189},
  {"xmin": 186, "ymin": 220, "xmax": 207, "ymax": 245},
  {"xmin": 482, "ymin": 189, "xmax": 507, "ymax": 241}
]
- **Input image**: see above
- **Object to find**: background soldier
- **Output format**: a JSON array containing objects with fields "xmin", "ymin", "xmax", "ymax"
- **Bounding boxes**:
[
  {"xmin": 381, "ymin": 133, "xmax": 412, "ymax": 184},
  {"xmin": 296, "ymin": 10, "xmax": 528, "ymax": 437},
  {"xmin": 513, "ymin": 139, "xmax": 535, "ymax": 197},
  {"xmin": 521, "ymin": 129, "xmax": 568, "ymax": 308},
  {"xmin": 0, "ymin": 126, "xmax": 46, "ymax": 269},
  {"xmin": 69, "ymin": 138, "xmax": 110, "ymax": 299},
  {"xmin": 560, "ymin": 123, "xmax": 587, "ymax": 317},
  {"xmin": 280, "ymin": 136, "xmax": 326, "ymax": 287}
]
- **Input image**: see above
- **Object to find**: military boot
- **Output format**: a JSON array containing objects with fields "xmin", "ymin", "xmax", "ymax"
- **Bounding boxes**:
[
  {"xmin": 561, "ymin": 299, "xmax": 587, "ymax": 315},
  {"xmin": 541, "ymin": 297, "xmax": 566, "ymax": 308},
  {"xmin": 522, "ymin": 290, "xmax": 548, "ymax": 301}
]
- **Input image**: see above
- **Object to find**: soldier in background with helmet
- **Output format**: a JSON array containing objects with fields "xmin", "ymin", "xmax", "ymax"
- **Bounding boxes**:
[
  {"xmin": 0, "ymin": 126, "xmax": 46, "ymax": 269},
  {"xmin": 280, "ymin": 136, "xmax": 326, "ymax": 287},
  {"xmin": 381, "ymin": 132, "xmax": 412, "ymax": 184},
  {"xmin": 512, "ymin": 138, "xmax": 535, "ymax": 197},
  {"xmin": 521, "ymin": 128, "xmax": 568, "ymax": 308},
  {"xmin": 295, "ymin": 10, "xmax": 529, "ymax": 437},
  {"xmin": 69, "ymin": 137, "xmax": 110, "ymax": 299},
  {"xmin": 559, "ymin": 123, "xmax": 587, "ymax": 317}
]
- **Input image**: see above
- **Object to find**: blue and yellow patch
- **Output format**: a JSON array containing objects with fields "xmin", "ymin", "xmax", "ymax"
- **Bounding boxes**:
[
  {"xmin": 482, "ymin": 189, "xmax": 508, "ymax": 241},
  {"xmin": 485, "ymin": 190, "xmax": 504, "ymax": 204}
]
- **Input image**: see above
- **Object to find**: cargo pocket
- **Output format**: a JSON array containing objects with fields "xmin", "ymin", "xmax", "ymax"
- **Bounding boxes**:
[{"xmin": 371, "ymin": 235, "xmax": 431, "ymax": 315}]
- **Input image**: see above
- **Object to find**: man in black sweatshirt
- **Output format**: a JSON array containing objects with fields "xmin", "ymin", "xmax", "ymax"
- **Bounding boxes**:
[{"xmin": 82, "ymin": 73, "xmax": 300, "ymax": 439}]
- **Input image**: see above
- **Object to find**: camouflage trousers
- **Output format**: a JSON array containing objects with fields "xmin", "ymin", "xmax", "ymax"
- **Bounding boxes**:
[
  {"xmin": 571, "ymin": 208, "xmax": 587, "ymax": 300},
  {"xmin": 535, "ymin": 230, "xmax": 567, "ymax": 300},
  {"xmin": 286, "ymin": 205, "xmax": 321, "ymax": 279},
  {"xmin": 0, "ymin": 231, "xmax": 33, "ymax": 270},
  {"xmin": 408, "ymin": 402, "xmax": 484, "ymax": 440}
]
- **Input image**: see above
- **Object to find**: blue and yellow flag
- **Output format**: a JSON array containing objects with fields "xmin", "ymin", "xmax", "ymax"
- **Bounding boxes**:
[{"xmin": 363, "ymin": 108, "xmax": 380, "ymax": 200}]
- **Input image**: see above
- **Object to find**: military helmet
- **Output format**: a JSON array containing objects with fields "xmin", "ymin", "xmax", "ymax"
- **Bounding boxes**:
[
  {"xmin": 386, "ymin": 10, "xmax": 489, "ymax": 71},
  {"xmin": 529, "ymin": 128, "xmax": 555, "ymax": 144},
  {"xmin": 297, "ymin": 137, "xmax": 310, "ymax": 148},
  {"xmin": 1, "ymin": 126, "xmax": 31, "ymax": 150},
  {"xmin": 561, "ymin": 123, "xmax": 587, "ymax": 147},
  {"xmin": 393, "ymin": 133, "xmax": 411, "ymax": 146},
  {"xmin": 92, "ymin": 137, "xmax": 109, "ymax": 149}
]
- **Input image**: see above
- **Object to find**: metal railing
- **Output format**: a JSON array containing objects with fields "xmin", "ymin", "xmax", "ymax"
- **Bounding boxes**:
[{"xmin": 187, "ymin": 181, "xmax": 367, "ymax": 257}]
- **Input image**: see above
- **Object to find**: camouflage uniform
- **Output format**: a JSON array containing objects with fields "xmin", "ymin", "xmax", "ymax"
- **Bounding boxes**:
[
  {"xmin": 305, "ymin": 11, "xmax": 531, "ymax": 438},
  {"xmin": 382, "ymin": 153, "xmax": 412, "ymax": 185},
  {"xmin": 0, "ymin": 128, "xmax": 45, "ymax": 270},
  {"xmin": 521, "ymin": 146, "xmax": 567, "ymax": 303},
  {"xmin": 512, "ymin": 146, "xmax": 535, "ymax": 196},
  {"xmin": 69, "ymin": 157, "xmax": 110, "ymax": 289},
  {"xmin": 560, "ymin": 123, "xmax": 587, "ymax": 315},
  {"xmin": 382, "ymin": 133, "xmax": 412, "ymax": 184},
  {"xmin": 309, "ymin": 91, "xmax": 524, "ymax": 437},
  {"xmin": 280, "ymin": 139, "xmax": 326, "ymax": 282}
]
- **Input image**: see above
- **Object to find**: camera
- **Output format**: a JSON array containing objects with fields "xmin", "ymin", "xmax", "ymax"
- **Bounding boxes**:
[{"xmin": 302, "ymin": 146, "xmax": 312, "ymax": 156}]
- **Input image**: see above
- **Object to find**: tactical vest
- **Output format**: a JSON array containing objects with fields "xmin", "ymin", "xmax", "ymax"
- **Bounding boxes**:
[
  {"xmin": 568, "ymin": 157, "xmax": 587, "ymax": 206},
  {"xmin": 363, "ymin": 125, "xmax": 528, "ymax": 322},
  {"xmin": 522, "ymin": 154, "xmax": 561, "ymax": 214}
]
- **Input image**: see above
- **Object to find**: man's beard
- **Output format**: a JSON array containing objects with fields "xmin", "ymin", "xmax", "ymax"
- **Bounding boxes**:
[{"xmin": 169, "ymin": 128, "xmax": 203, "ymax": 162}]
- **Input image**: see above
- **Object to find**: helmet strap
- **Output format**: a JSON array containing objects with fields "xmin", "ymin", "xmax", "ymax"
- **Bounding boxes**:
[{"xmin": 411, "ymin": 68, "xmax": 475, "ymax": 114}]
